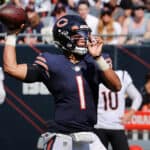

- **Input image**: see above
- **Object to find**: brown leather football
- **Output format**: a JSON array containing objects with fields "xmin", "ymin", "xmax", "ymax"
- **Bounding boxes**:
[{"xmin": 0, "ymin": 4, "xmax": 28, "ymax": 30}]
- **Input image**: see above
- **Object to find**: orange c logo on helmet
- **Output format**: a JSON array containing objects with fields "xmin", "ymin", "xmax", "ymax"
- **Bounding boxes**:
[{"xmin": 56, "ymin": 18, "xmax": 68, "ymax": 28}]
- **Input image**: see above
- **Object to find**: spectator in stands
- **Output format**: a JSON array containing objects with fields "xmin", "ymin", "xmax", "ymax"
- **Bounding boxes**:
[
  {"xmin": 42, "ymin": 2, "xmax": 67, "ymax": 27},
  {"xmin": 140, "ymin": 72, "xmax": 150, "ymax": 111},
  {"xmin": 102, "ymin": 0, "xmax": 123, "ymax": 19},
  {"xmin": 89, "ymin": 0, "xmax": 104, "ymax": 17},
  {"xmin": 24, "ymin": 0, "xmax": 35, "ymax": 9},
  {"xmin": 7, "ymin": 0, "xmax": 23, "ymax": 7},
  {"xmin": 67, "ymin": 0, "xmax": 102, "ymax": 14},
  {"xmin": 41, "ymin": 2, "xmax": 67, "ymax": 43},
  {"xmin": 94, "ymin": 53, "xmax": 142, "ymax": 150},
  {"xmin": 51, "ymin": 0, "xmax": 57, "ymax": 4},
  {"xmin": 0, "ymin": 0, "xmax": 5, "ymax": 5},
  {"xmin": 114, "ymin": 8, "xmax": 126, "ymax": 27},
  {"xmin": 120, "ymin": 0, "xmax": 133, "ymax": 9},
  {"xmin": 21, "ymin": 0, "xmax": 51, "ymax": 11},
  {"xmin": 103, "ymin": 0, "xmax": 133, "ymax": 23},
  {"xmin": 34, "ymin": 0, "xmax": 51, "ymax": 16},
  {"xmin": 51, "ymin": 2, "xmax": 68, "ymax": 24},
  {"xmin": 67, "ymin": 0, "xmax": 78, "ymax": 11},
  {"xmin": 18, "ymin": 5, "xmax": 44, "ymax": 44},
  {"xmin": 119, "ymin": 2, "xmax": 150, "ymax": 44},
  {"xmin": 77, "ymin": 0, "xmax": 99, "ymax": 35},
  {"xmin": 97, "ymin": 7, "xmax": 122, "ymax": 44},
  {"xmin": 7, "ymin": 0, "xmax": 51, "ymax": 16},
  {"xmin": 145, "ymin": 0, "xmax": 150, "ymax": 19},
  {"xmin": 131, "ymin": 0, "xmax": 143, "ymax": 5}
]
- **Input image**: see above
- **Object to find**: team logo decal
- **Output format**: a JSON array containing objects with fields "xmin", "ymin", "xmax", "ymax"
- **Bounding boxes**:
[
  {"xmin": 56, "ymin": 18, "xmax": 68, "ymax": 28},
  {"xmin": 72, "ymin": 66, "xmax": 81, "ymax": 72}
]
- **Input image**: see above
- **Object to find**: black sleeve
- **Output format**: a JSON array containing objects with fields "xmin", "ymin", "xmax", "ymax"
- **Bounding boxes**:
[{"xmin": 23, "ymin": 64, "xmax": 49, "ymax": 83}]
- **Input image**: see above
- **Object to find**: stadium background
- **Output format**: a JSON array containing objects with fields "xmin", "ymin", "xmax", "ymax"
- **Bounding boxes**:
[{"xmin": 0, "ymin": 44, "xmax": 150, "ymax": 150}]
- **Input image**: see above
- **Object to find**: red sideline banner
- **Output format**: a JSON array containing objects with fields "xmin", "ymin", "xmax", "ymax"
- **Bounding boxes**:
[{"xmin": 125, "ymin": 111, "xmax": 150, "ymax": 130}]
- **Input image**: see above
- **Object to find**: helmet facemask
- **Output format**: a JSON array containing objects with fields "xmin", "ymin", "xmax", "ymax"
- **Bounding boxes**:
[
  {"xmin": 69, "ymin": 27, "xmax": 91, "ymax": 55},
  {"xmin": 55, "ymin": 27, "xmax": 91, "ymax": 55}
]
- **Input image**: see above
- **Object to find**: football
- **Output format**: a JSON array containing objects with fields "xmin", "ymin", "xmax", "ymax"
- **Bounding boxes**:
[{"xmin": 0, "ymin": 4, "xmax": 28, "ymax": 30}]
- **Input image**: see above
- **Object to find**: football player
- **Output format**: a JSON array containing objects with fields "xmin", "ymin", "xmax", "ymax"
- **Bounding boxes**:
[
  {"xmin": 94, "ymin": 53, "xmax": 142, "ymax": 150},
  {"xmin": 0, "ymin": 67, "xmax": 6, "ymax": 104},
  {"xmin": 3, "ymin": 15, "xmax": 121, "ymax": 150}
]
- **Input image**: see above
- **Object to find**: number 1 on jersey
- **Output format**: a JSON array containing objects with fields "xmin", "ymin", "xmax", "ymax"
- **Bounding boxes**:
[{"xmin": 76, "ymin": 75, "xmax": 86, "ymax": 110}]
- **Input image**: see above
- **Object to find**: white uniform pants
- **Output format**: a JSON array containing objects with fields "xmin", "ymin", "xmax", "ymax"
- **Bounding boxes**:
[
  {"xmin": 73, "ymin": 132, "xmax": 106, "ymax": 150},
  {"xmin": 37, "ymin": 132, "xmax": 106, "ymax": 150}
]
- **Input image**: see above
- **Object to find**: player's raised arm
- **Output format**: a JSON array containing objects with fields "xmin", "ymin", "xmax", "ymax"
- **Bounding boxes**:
[
  {"xmin": 99, "ymin": 66, "xmax": 122, "ymax": 92},
  {"xmin": 3, "ymin": 35, "xmax": 28, "ymax": 80},
  {"xmin": 0, "ymin": 4, "xmax": 28, "ymax": 80},
  {"xmin": 88, "ymin": 36, "xmax": 121, "ymax": 92}
]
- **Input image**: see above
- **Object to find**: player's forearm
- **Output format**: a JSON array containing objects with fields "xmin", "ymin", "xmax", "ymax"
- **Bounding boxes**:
[
  {"xmin": 127, "ymin": 84, "xmax": 142, "ymax": 110},
  {"xmin": 101, "ymin": 69, "xmax": 121, "ymax": 92},
  {"xmin": 3, "ymin": 36, "xmax": 27, "ymax": 80},
  {"xmin": 128, "ymin": 109, "xmax": 136, "ymax": 115},
  {"xmin": 126, "ymin": 109, "xmax": 136, "ymax": 120},
  {"xmin": 96, "ymin": 56, "xmax": 121, "ymax": 91},
  {"xmin": 122, "ymin": 108, "xmax": 136, "ymax": 124}
]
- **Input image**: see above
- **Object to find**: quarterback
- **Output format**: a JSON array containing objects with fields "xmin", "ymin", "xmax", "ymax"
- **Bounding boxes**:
[{"xmin": 3, "ymin": 15, "xmax": 121, "ymax": 150}]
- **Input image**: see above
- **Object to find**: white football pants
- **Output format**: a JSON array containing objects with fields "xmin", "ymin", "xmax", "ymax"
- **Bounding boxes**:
[{"xmin": 37, "ymin": 132, "xmax": 106, "ymax": 150}]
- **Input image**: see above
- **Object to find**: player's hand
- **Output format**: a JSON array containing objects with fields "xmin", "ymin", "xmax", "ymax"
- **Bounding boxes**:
[
  {"xmin": 120, "ymin": 109, "xmax": 135, "ymax": 124},
  {"xmin": 7, "ymin": 24, "xmax": 26, "ymax": 35},
  {"xmin": 88, "ymin": 36, "xmax": 104, "ymax": 57}
]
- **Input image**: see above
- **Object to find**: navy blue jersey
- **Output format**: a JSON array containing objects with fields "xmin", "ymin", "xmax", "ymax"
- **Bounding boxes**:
[{"xmin": 34, "ymin": 52, "xmax": 103, "ymax": 133}]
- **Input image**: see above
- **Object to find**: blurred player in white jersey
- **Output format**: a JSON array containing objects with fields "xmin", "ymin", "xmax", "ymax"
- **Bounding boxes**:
[
  {"xmin": 0, "ymin": 67, "xmax": 6, "ymax": 105},
  {"xmin": 94, "ymin": 53, "xmax": 142, "ymax": 150}
]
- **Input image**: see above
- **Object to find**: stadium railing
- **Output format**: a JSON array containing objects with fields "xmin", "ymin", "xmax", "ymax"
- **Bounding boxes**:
[{"xmin": 0, "ymin": 33, "xmax": 150, "ymax": 45}]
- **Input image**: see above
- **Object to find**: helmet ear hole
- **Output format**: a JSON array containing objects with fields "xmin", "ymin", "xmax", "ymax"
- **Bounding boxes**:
[
  {"xmin": 53, "ymin": 15, "xmax": 90, "ymax": 55},
  {"xmin": 66, "ymin": 42, "xmax": 74, "ymax": 49}
]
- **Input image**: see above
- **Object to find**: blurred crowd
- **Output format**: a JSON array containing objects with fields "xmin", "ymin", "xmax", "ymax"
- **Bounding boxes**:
[{"xmin": 0, "ymin": 0, "xmax": 150, "ymax": 45}]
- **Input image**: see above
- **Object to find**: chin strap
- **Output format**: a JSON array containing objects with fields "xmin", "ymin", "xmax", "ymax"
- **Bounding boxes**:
[{"xmin": 72, "ymin": 46, "xmax": 88, "ymax": 55}]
